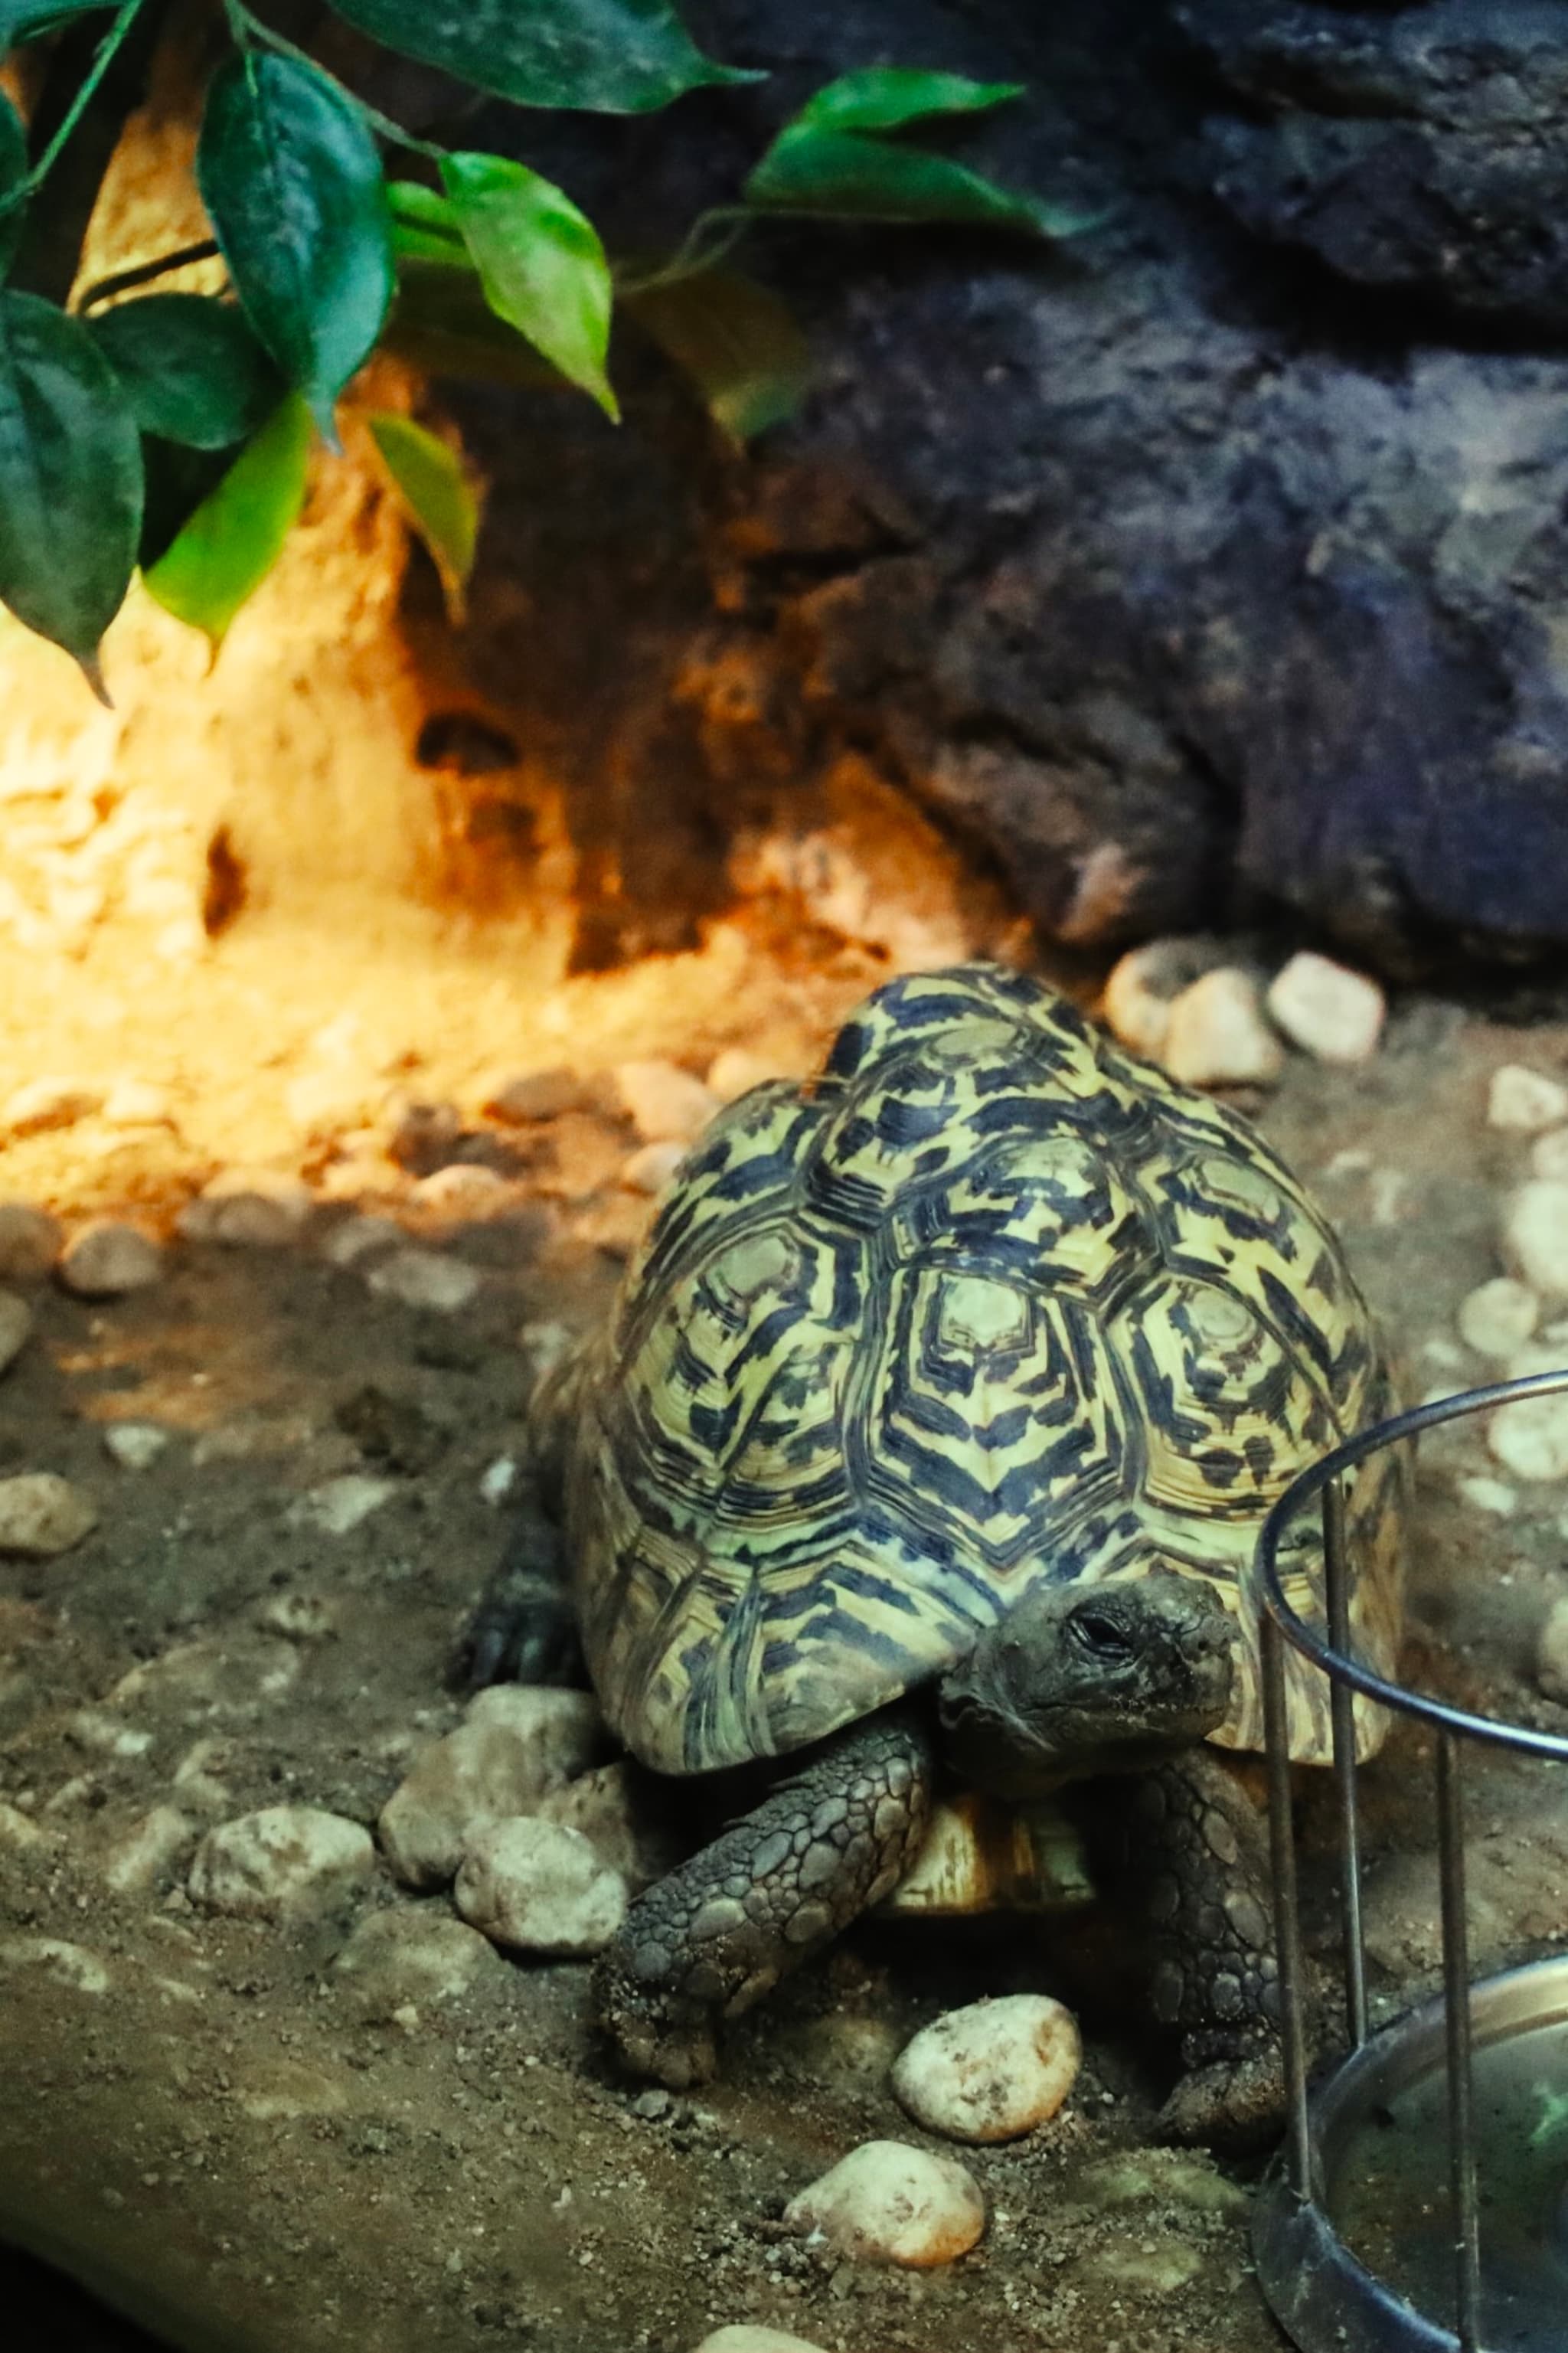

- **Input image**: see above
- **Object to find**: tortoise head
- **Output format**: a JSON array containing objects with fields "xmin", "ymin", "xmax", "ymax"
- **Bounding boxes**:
[{"xmin": 936, "ymin": 1570, "xmax": 1236, "ymax": 1799}]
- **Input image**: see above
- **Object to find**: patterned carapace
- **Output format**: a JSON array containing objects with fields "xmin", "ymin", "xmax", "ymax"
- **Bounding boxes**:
[{"xmin": 544, "ymin": 966, "xmax": 1405, "ymax": 1777}]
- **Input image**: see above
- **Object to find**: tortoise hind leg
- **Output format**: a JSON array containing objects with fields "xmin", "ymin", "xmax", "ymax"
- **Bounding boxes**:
[
  {"xmin": 595, "ymin": 1708, "xmax": 935, "ymax": 2088},
  {"xmin": 454, "ymin": 1493, "xmax": 582, "ymax": 1690},
  {"xmin": 1089, "ymin": 1748, "xmax": 1288, "ymax": 2150}
]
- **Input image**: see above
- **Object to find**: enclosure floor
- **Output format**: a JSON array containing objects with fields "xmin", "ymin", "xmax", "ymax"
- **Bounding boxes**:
[{"xmin": 1, "ymin": 924, "xmax": 1565, "ymax": 2353}]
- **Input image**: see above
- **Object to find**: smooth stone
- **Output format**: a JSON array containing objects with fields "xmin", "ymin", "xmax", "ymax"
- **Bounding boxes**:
[
  {"xmin": 410, "ymin": 1164, "xmax": 509, "ymax": 1213},
  {"xmin": 1487, "ymin": 1377, "xmax": 1568, "ymax": 1482},
  {"xmin": 1266, "ymin": 951, "xmax": 1385, "ymax": 1064},
  {"xmin": 534, "ymin": 1762, "xmax": 679, "ymax": 1894},
  {"xmin": 320, "ymin": 1214, "xmax": 403, "ymax": 1269},
  {"xmin": 378, "ymin": 1686, "xmax": 604, "ymax": 1890},
  {"xmin": 286, "ymin": 1475, "xmax": 397, "ymax": 1536},
  {"xmin": 621, "ymin": 1141, "xmax": 688, "ymax": 1196},
  {"xmin": 1532, "ymin": 1129, "xmax": 1568, "ymax": 1181},
  {"xmin": 1455, "ymin": 1473, "xmax": 1517, "ymax": 1518},
  {"xmin": 1489, "ymin": 1065, "xmax": 1568, "ymax": 1133},
  {"xmin": 101, "ymin": 1806, "xmax": 198, "ymax": 1894},
  {"xmin": 0, "ymin": 1936, "xmax": 109, "ymax": 1994},
  {"xmin": 1537, "ymin": 1596, "xmax": 1568, "ymax": 1704},
  {"xmin": 1458, "ymin": 1276, "xmax": 1540, "ymax": 1360},
  {"xmin": 1100, "ymin": 938, "xmax": 1222, "ymax": 1061},
  {"xmin": 483, "ymin": 1068, "xmax": 592, "ymax": 1123},
  {"xmin": 1503, "ymin": 1182, "xmax": 1568, "ymax": 1301},
  {"xmin": 365, "ymin": 1248, "xmax": 480, "ymax": 1312},
  {"xmin": 2, "ymin": 1077, "xmax": 103, "ymax": 1136},
  {"xmin": 0, "ymin": 1472, "xmax": 96, "ymax": 1557},
  {"xmin": 0, "ymin": 1203, "xmax": 64, "ymax": 1281},
  {"xmin": 102, "ymin": 1422, "xmax": 172, "ymax": 1472},
  {"xmin": 1075, "ymin": 2237, "xmax": 1203, "ymax": 2295},
  {"xmin": 613, "ymin": 1059, "xmax": 717, "ymax": 1145},
  {"xmin": 692, "ymin": 2333, "xmax": 831, "ymax": 2353},
  {"xmin": 1162, "ymin": 969, "xmax": 1283, "ymax": 1087},
  {"xmin": 100, "ymin": 1079, "xmax": 174, "ymax": 1128},
  {"xmin": 453, "ymin": 1818, "xmax": 628, "ymax": 1956},
  {"xmin": 0, "ymin": 1289, "xmax": 31, "ymax": 1374},
  {"xmin": 188, "ymin": 1806, "xmax": 374, "ymax": 1920},
  {"xmin": 783, "ymin": 2140, "xmax": 985, "ymax": 2268},
  {"xmin": 57, "ymin": 1219, "xmax": 164, "ymax": 1298},
  {"xmin": 1076, "ymin": 2147, "xmax": 1248, "ymax": 2216},
  {"xmin": 890, "ymin": 1994, "xmax": 1081, "ymax": 2144},
  {"xmin": 181, "ymin": 1168, "xmax": 313, "ymax": 1247},
  {"xmin": 332, "ymin": 1907, "xmax": 506, "ymax": 2018},
  {"xmin": 704, "ymin": 1048, "xmax": 789, "ymax": 1104}
]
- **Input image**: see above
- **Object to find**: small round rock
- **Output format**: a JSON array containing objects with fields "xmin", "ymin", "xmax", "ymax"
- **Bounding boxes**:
[
  {"xmin": 1488, "ymin": 1382, "xmax": 1568, "ymax": 1483},
  {"xmin": 1532, "ymin": 1129, "xmax": 1568, "ymax": 1182},
  {"xmin": 891, "ymin": 1994, "xmax": 1081, "ymax": 2144},
  {"xmin": 454, "ymin": 1818, "xmax": 628, "ymax": 1956},
  {"xmin": 58, "ymin": 1220, "xmax": 164, "ymax": 1299},
  {"xmin": 622, "ymin": 1141, "xmax": 688, "ymax": 1197},
  {"xmin": 692, "ymin": 2332, "xmax": 831, "ymax": 2353},
  {"xmin": 1266, "ymin": 952, "xmax": 1385, "ymax": 1064},
  {"xmin": 181, "ymin": 1168, "xmax": 313, "ymax": 1247},
  {"xmin": 0, "ymin": 1290, "xmax": 31, "ymax": 1376},
  {"xmin": 782, "ymin": 2139, "xmax": 985, "ymax": 2268},
  {"xmin": 1503, "ymin": 1182, "xmax": 1568, "ymax": 1302},
  {"xmin": 1537, "ymin": 1596, "xmax": 1568, "ymax": 1704},
  {"xmin": 1162, "ymin": 969, "xmax": 1283, "ymax": 1088},
  {"xmin": 1457, "ymin": 1276, "xmax": 1539, "ymax": 1361},
  {"xmin": 188, "ymin": 1806, "xmax": 374, "ymax": 1920},
  {"xmin": 0, "ymin": 1204, "xmax": 63, "ymax": 1283},
  {"xmin": 1488, "ymin": 1066, "xmax": 1568, "ymax": 1133},
  {"xmin": 1100, "ymin": 939, "xmax": 1220, "ymax": 1062},
  {"xmin": 0, "ymin": 1472, "xmax": 96, "ymax": 1557},
  {"xmin": 613, "ymin": 1059, "xmax": 717, "ymax": 1145},
  {"xmin": 103, "ymin": 1422, "xmax": 170, "ymax": 1472},
  {"xmin": 365, "ymin": 1248, "xmax": 480, "ymax": 1313}
]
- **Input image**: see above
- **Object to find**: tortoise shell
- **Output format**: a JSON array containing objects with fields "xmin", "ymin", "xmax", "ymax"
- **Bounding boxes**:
[{"xmin": 551, "ymin": 965, "xmax": 1404, "ymax": 1779}]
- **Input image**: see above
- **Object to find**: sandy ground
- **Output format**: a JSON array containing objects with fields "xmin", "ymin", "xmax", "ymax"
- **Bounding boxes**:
[{"xmin": 1, "ymin": 901, "xmax": 1566, "ymax": 2353}]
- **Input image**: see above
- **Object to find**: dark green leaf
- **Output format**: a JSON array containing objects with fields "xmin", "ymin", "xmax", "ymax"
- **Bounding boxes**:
[
  {"xmin": 323, "ymin": 0, "xmax": 759, "ymax": 114},
  {"xmin": 745, "ymin": 126, "xmax": 1099, "ymax": 237},
  {"xmin": 624, "ymin": 267, "xmax": 809, "ymax": 444},
  {"xmin": 0, "ymin": 0, "xmax": 113, "ymax": 45},
  {"xmin": 0, "ymin": 93, "xmax": 24, "ymax": 283},
  {"xmin": 367, "ymin": 410, "xmax": 478, "ymax": 619},
  {"xmin": 383, "ymin": 261, "xmax": 572, "ymax": 388},
  {"xmin": 197, "ymin": 52, "xmax": 393, "ymax": 443},
  {"xmin": 88, "ymin": 293, "xmax": 281, "ymax": 448},
  {"xmin": 440, "ymin": 152, "xmax": 617, "ymax": 419},
  {"xmin": 143, "ymin": 391, "xmax": 312, "ymax": 652},
  {"xmin": 0, "ymin": 288, "xmax": 142, "ymax": 693},
  {"xmin": 789, "ymin": 68, "xmax": 1024, "ymax": 137},
  {"xmin": 137, "ymin": 436, "xmax": 231, "ymax": 569}
]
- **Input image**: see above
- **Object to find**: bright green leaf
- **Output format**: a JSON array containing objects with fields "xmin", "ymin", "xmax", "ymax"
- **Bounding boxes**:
[
  {"xmin": 382, "ymin": 262, "xmax": 576, "ymax": 388},
  {"xmin": 0, "ymin": 0, "xmax": 114, "ymax": 44},
  {"xmin": 624, "ymin": 267, "xmax": 810, "ymax": 445},
  {"xmin": 0, "ymin": 289, "xmax": 142, "ymax": 694},
  {"xmin": 367, "ymin": 411, "xmax": 479, "ymax": 619},
  {"xmin": 323, "ymin": 0, "xmax": 759, "ymax": 114},
  {"xmin": 745, "ymin": 125, "xmax": 1096, "ymax": 237},
  {"xmin": 439, "ymin": 152, "xmax": 618, "ymax": 420},
  {"xmin": 88, "ymin": 293, "xmax": 281, "ymax": 448},
  {"xmin": 789, "ymin": 67, "xmax": 1025, "ymax": 137},
  {"xmin": 0, "ymin": 93, "xmax": 24, "ymax": 282},
  {"xmin": 387, "ymin": 183, "xmax": 468, "ymax": 269},
  {"xmin": 197, "ymin": 52, "xmax": 393, "ymax": 444},
  {"xmin": 142, "ymin": 390, "xmax": 312, "ymax": 652}
]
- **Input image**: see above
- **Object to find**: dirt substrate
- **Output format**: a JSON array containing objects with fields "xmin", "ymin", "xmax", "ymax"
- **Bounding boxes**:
[{"xmin": 2, "ymin": 950, "xmax": 1567, "ymax": 2353}]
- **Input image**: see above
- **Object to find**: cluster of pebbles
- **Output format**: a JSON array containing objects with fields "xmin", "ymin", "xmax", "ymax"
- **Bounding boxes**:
[{"xmin": 1099, "ymin": 941, "xmax": 1387, "ymax": 1083}]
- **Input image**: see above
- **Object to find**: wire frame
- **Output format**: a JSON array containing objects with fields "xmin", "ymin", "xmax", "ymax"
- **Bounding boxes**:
[{"xmin": 1254, "ymin": 1368, "xmax": 1568, "ymax": 2353}]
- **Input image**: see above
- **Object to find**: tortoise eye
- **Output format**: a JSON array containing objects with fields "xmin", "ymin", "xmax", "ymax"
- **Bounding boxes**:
[{"xmin": 1069, "ymin": 1606, "xmax": 1136, "ymax": 1662}]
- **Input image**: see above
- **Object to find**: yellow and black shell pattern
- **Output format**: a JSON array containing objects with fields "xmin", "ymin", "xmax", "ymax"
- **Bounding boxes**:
[{"xmin": 551, "ymin": 965, "xmax": 1405, "ymax": 1779}]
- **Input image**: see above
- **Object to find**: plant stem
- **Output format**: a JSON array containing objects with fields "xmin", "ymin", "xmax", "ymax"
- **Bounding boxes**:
[
  {"xmin": 224, "ymin": 0, "xmax": 446, "ymax": 161},
  {"xmin": 8, "ymin": 0, "xmax": 172, "ymax": 305},
  {"xmin": 616, "ymin": 207, "xmax": 753, "ymax": 294},
  {"xmin": 76, "ymin": 237, "xmax": 224, "ymax": 310}
]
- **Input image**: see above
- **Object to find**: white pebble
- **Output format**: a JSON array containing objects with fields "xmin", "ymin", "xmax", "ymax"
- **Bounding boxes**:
[
  {"xmin": 622, "ymin": 1141, "xmax": 688, "ymax": 1196},
  {"xmin": 1455, "ymin": 1474, "xmax": 1517, "ymax": 1518},
  {"xmin": 378, "ymin": 1686, "xmax": 603, "ymax": 1889},
  {"xmin": 57, "ymin": 1219, "xmax": 164, "ymax": 1299},
  {"xmin": 0, "ymin": 1289, "xmax": 31, "ymax": 1375},
  {"xmin": 1488, "ymin": 1065, "xmax": 1568, "ymax": 1133},
  {"xmin": 704, "ymin": 1048, "xmax": 787, "ymax": 1104},
  {"xmin": 1457, "ymin": 1277, "xmax": 1540, "ymax": 1360},
  {"xmin": 411, "ymin": 1163, "xmax": 508, "ymax": 1213},
  {"xmin": 320, "ymin": 1214, "xmax": 403, "ymax": 1268},
  {"xmin": 1266, "ymin": 952, "xmax": 1385, "ymax": 1064},
  {"xmin": 2, "ymin": 1077, "xmax": 103, "ymax": 1136},
  {"xmin": 181, "ymin": 1168, "xmax": 313, "ymax": 1247},
  {"xmin": 332, "ymin": 1907, "xmax": 505, "ymax": 2018},
  {"xmin": 102, "ymin": 1806, "xmax": 197, "ymax": 1894},
  {"xmin": 0, "ymin": 1936, "xmax": 109, "ymax": 1994},
  {"xmin": 365, "ymin": 1248, "xmax": 480, "ymax": 1313},
  {"xmin": 1532, "ymin": 1129, "xmax": 1568, "ymax": 1181},
  {"xmin": 1487, "ymin": 1384, "xmax": 1568, "ymax": 1482},
  {"xmin": 783, "ymin": 2139, "xmax": 985, "ymax": 2267},
  {"xmin": 692, "ymin": 2332, "xmax": 830, "ymax": 2353},
  {"xmin": 286, "ymin": 1475, "xmax": 397, "ymax": 1537},
  {"xmin": 534, "ymin": 1761, "xmax": 675, "ymax": 1893},
  {"xmin": 0, "ymin": 1472, "xmax": 96, "ymax": 1557},
  {"xmin": 188, "ymin": 1806, "xmax": 374, "ymax": 1920},
  {"xmin": 1502, "ymin": 1182, "xmax": 1568, "ymax": 1301},
  {"xmin": 483, "ymin": 1067, "xmax": 591, "ymax": 1123},
  {"xmin": 101, "ymin": 1080, "xmax": 174, "ymax": 1128},
  {"xmin": 479, "ymin": 1455, "xmax": 518, "ymax": 1506},
  {"xmin": 455, "ymin": 1817, "xmax": 627, "ymax": 1955},
  {"xmin": 1161, "ymin": 969, "xmax": 1283, "ymax": 1088},
  {"xmin": 1100, "ymin": 940, "xmax": 1217, "ymax": 1061},
  {"xmin": 0, "ymin": 1202, "xmax": 63, "ymax": 1281},
  {"xmin": 613, "ymin": 1059, "xmax": 717, "ymax": 1144},
  {"xmin": 890, "ymin": 1995, "xmax": 1081, "ymax": 2144},
  {"xmin": 1537, "ymin": 1596, "xmax": 1568, "ymax": 1703}
]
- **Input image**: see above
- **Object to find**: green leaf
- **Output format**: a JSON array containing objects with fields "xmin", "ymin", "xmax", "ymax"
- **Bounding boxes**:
[
  {"xmin": 624, "ymin": 267, "xmax": 810, "ymax": 445},
  {"xmin": 367, "ymin": 411, "xmax": 478, "ymax": 619},
  {"xmin": 142, "ymin": 390, "xmax": 312, "ymax": 652},
  {"xmin": 0, "ymin": 93, "xmax": 24, "ymax": 283},
  {"xmin": 88, "ymin": 293, "xmax": 281, "ymax": 449},
  {"xmin": 745, "ymin": 126, "xmax": 1096, "ymax": 237},
  {"xmin": 196, "ymin": 52, "xmax": 393, "ymax": 444},
  {"xmin": 0, "ymin": 0, "xmax": 113, "ymax": 44},
  {"xmin": 137, "ymin": 436, "xmax": 231, "ymax": 569},
  {"xmin": 324, "ymin": 0, "xmax": 760, "ymax": 114},
  {"xmin": 788, "ymin": 68, "xmax": 1025, "ymax": 137},
  {"xmin": 383, "ymin": 261, "xmax": 573, "ymax": 387},
  {"xmin": 439, "ymin": 152, "xmax": 617, "ymax": 420},
  {"xmin": 0, "ymin": 289, "xmax": 142, "ymax": 694}
]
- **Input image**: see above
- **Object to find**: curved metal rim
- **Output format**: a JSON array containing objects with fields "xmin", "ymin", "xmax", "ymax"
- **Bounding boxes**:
[{"xmin": 1256, "ymin": 1369, "xmax": 1568, "ymax": 1761}]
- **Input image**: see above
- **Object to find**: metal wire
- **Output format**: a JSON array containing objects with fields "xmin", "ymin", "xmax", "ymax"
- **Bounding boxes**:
[
  {"xmin": 1436, "ymin": 1730, "xmax": 1481, "ymax": 2351},
  {"xmin": 1322, "ymin": 1476, "xmax": 1369, "ymax": 2049}
]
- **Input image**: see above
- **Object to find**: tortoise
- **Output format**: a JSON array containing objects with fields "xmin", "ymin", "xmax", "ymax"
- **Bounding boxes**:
[{"xmin": 468, "ymin": 962, "xmax": 1406, "ymax": 2143}]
